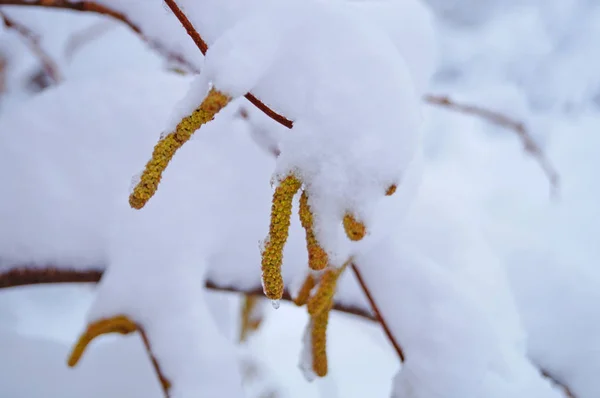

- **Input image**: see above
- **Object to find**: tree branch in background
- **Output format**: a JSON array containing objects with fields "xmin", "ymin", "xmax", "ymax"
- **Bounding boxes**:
[
  {"xmin": 0, "ymin": 0, "xmax": 198, "ymax": 73},
  {"xmin": 425, "ymin": 94, "xmax": 560, "ymax": 196},
  {"xmin": 0, "ymin": 9, "xmax": 62, "ymax": 83}
]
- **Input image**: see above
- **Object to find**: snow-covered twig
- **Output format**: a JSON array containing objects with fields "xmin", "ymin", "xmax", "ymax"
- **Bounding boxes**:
[
  {"xmin": 162, "ymin": 0, "xmax": 294, "ymax": 129},
  {"xmin": 0, "ymin": 0, "xmax": 198, "ymax": 73},
  {"xmin": 425, "ymin": 94, "xmax": 560, "ymax": 196},
  {"xmin": 0, "ymin": 9, "xmax": 62, "ymax": 83}
]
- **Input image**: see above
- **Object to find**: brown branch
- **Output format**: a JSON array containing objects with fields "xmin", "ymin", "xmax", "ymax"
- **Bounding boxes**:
[
  {"xmin": 0, "ymin": 266, "xmax": 374, "ymax": 320},
  {"xmin": 0, "ymin": 9, "xmax": 62, "ymax": 83},
  {"xmin": 162, "ymin": 0, "xmax": 294, "ymax": 129},
  {"xmin": 542, "ymin": 369, "xmax": 575, "ymax": 398},
  {"xmin": 350, "ymin": 263, "xmax": 405, "ymax": 361},
  {"xmin": 0, "ymin": 0, "xmax": 198, "ymax": 73},
  {"xmin": 425, "ymin": 94, "xmax": 560, "ymax": 196},
  {"xmin": 138, "ymin": 327, "xmax": 171, "ymax": 397}
]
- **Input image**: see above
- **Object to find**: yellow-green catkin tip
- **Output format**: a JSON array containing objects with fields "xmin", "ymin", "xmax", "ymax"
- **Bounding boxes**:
[
  {"xmin": 129, "ymin": 88, "xmax": 231, "ymax": 209},
  {"xmin": 311, "ymin": 301, "xmax": 333, "ymax": 377},
  {"xmin": 261, "ymin": 174, "xmax": 302, "ymax": 300},
  {"xmin": 239, "ymin": 295, "xmax": 263, "ymax": 343},
  {"xmin": 299, "ymin": 190, "xmax": 328, "ymax": 271},
  {"xmin": 343, "ymin": 213, "xmax": 367, "ymax": 241},
  {"xmin": 306, "ymin": 264, "xmax": 347, "ymax": 316},
  {"xmin": 67, "ymin": 315, "xmax": 137, "ymax": 367},
  {"xmin": 293, "ymin": 274, "xmax": 316, "ymax": 307},
  {"xmin": 386, "ymin": 184, "xmax": 397, "ymax": 196}
]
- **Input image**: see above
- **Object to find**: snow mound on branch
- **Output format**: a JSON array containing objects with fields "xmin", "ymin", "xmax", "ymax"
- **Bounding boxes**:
[
  {"xmin": 0, "ymin": 71, "xmax": 191, "ymax": 268},
  {"xmin": 201, "ymin": 0, "xmax": 423, "ymax": 262}
]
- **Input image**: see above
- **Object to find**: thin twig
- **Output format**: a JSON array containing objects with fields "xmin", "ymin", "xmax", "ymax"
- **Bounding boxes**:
[
  {"xmin": 138, "ymin": 327, "xmax": 171, "ymax": 397},
  {"xmin": 425, "ymin": 94, "xmax": 560, "ymax": 196},
  {"xmin": 541, "ymin": 369, "xmax": 574, "ymax": 398},
  {"xmin": 162, "ymin": 0, "xmax": 294, "ymax": 129},
  {"xmin": 350, "ymin": 263, "xmax": 405, "ymax": 361},
  {"xmin": 0, "ymin": 9, "xmax": 62, "ymax": 83}
]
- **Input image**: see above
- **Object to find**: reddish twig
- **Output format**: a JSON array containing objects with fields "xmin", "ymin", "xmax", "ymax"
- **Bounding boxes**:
[
  {"xmin": 162, "ymin": 0, "xmax": 294, "ymax": 129},
  {"xmin": 425, "ymin": 94, "xmax": 560, "ymax": 196},
  {"xmin": 0, "ymin": 9, "xmax": 62, "ymax": 83},
  {"xmin": 138, "ymin": 327, "xmax": 171, "ymax": 397},
  {"xmin": 350, "ymin": 263, "xmax": 405, "ymax": 361}
]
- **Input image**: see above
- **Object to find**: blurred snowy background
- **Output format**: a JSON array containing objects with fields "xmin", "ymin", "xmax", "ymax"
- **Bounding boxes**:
[{"xmin": 0, "ymin": 0, "xmax": 598, "ymax": 397}]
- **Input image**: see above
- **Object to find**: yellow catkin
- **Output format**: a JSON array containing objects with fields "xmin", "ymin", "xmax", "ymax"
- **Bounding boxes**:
[
  {"xmin": 129, "ymin": 88, "xmax": 231, "ymax": 209},
  {"xmin": 306, "ymin": 262, "xmax": 347, "ymax": 316},
  {"xmin": 67, "ymin": 315, "xmax": 137, "ymax": 367},
  {"xmin": 298, "ymin": 190, "xmax": 328, "ymax": 271},
  {"xmin": 239, "ymin": 295, "xmax": 263, "ymax": 343},
  {"xmin": 343, "ymin": 213, "xmax": 367, "ymax": 241},
  {"xmin": 261, "ymin": 174, "xmax": 302, "ymax": 300},
  {"xmin": 293, "ymin": 273, "xmax": 316, "ymax": 307},
  {"xmin": 386, "ymin": 184, "xmax": 397, "ymax": 196},
  {"xmin": 311, "ymin": 301, "xmax": 333, "ymax": 377}
]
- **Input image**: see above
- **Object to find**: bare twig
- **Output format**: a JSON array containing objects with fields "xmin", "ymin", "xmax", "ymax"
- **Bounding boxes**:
[
  {"xmin": 138, "ymin": 327, "xmax": 171, "ymax": 397},
  {"xmin": 425, "ymin": 94, "xmax": 560, "ymax": 196},
  {"xmin": 0, "ymin": 9, "xmax": 62, "ymax": 83},
  {"xmin": 350, "ymin": 263, "xmax": 405, "ymax": 361}
]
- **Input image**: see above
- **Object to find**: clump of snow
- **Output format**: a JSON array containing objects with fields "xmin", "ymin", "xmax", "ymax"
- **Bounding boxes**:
[{"xmin": 200, "ymin": 0, "xmax": 424, "ymax": 263}]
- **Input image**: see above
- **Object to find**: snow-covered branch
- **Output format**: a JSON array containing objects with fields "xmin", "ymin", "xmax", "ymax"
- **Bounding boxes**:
[
  {"xmin": 0, "ymin": 265, "xmax": 375, "ymax": 320},
  {"xmin": 0, "ymin": 0, "xmax": 199, "ymax": 73}
]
